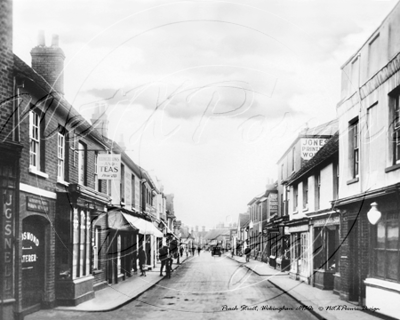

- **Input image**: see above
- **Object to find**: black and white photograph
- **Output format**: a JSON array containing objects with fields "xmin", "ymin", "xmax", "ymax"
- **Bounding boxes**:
[{"xmin": 1, "ymin": 0, "xmax": 400, "ymax": 319}]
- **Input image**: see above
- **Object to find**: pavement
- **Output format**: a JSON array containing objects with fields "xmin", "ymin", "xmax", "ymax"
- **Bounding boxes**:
[
  {"xmin": 228, "ymin": 254, "xmax": 389, "ymax": 320},
  {"xmin": 55, "ymin": 255, "xmax": 191, "ymax": 312}
]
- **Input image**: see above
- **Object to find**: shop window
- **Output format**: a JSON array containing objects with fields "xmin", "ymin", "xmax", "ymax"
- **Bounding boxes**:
[
  {"xmin": 29, "ymin": 110, "xmax": 45, "ymax": 172},
  {"xmin": 373, "ymin": 213, "xmax": 400, "ymax": 281},
  {"xmin": 92, "ymin": 226, "xmax": 101, "ymax": 271},
  {"xmin": 72, "ymin": 209, "xmax": 91, "ymax": 279}
]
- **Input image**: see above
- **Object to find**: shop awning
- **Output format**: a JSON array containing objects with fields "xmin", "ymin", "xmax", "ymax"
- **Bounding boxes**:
[
  {"xmin": 107, "ymin": 210, "xmax": 139, "ymax": 232},
  {"xmin": 122, "ymin": 213, "xmax": 163, "ymax": 237}
]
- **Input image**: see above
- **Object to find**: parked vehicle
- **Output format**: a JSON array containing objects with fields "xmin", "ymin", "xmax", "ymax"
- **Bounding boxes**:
[{"xmin": 212, "ymin": 246, "xmax": 222, "ymax": 257}]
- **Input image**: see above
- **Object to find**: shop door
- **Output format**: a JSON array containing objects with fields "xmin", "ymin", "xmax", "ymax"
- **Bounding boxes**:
[
  {"xmin": 22, "ymin": 217, "xmax": 46, "ymax": 309},
  {"xmin": 348, "ymin": 220, "xmax": 359, "ymax": 302}
]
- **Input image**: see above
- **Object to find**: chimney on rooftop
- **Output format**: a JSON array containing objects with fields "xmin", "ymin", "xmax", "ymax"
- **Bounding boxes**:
[
  {"xmin": 31, "ymin": 31, "xmax": 65, "ymax": 95},
  {"xmin": 91, "ymin": 102, "xmax": 109, "ymax": 138}
]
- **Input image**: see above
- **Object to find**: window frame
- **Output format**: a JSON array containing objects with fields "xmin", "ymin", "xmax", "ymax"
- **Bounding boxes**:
[
  {"xmin": 373, "ymin": 212, "xmax": 400, "ymax": 282},
  {"xmin": 78, "ymin": 141, "xmax": 87, "ymax": 186},
  {"xmin": 303, "ymin": 179, "xmax": 308, "ymax": 209},
  {"xmin": 57, "ymin": 132, "xmax": 65, "ymax": 181},
  {"xmin": 349, "ymin": 119, "xmax": 360, "ymax": 178}
]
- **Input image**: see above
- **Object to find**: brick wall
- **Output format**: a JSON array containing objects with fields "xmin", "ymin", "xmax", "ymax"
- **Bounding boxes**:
[{"xmin": 0, "ymin": 0, "xmax": 14, "ymax": 143}]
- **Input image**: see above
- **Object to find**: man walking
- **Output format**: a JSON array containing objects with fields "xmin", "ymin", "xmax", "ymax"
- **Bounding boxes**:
[{"xmin": 159, "ymin": 245, "xmax": 169, "ymax": 276}]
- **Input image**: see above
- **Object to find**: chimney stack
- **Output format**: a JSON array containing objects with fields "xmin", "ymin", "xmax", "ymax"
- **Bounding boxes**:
[
  {"xmin": 91, "ymin": 102, "xmax": 109, "ymax": 138},
  {"xmin": 31, "ymin": 31, "xmax": 65, "ymax": 95}
]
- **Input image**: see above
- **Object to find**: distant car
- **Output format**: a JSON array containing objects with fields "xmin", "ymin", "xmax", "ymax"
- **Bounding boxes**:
[{"xmin": 212, "ymin": 246, "xmax": 221, "ymax": 257}]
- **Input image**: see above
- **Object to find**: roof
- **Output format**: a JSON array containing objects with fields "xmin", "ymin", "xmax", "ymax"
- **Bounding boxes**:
[
  {"xmin": 286, "ymin": 131, "xmax": 339, "ymax": 185},
  {"xmin": 13, "ymin": 55, "xmax": 108, "ymax": 148}
]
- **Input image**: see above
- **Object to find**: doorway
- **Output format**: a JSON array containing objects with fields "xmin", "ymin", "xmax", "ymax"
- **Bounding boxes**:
[
  {"xmin": 348, "ymin": 220, "xmax": 359, "ymax": 302},
  {"xmin": 22, "ymin": 216, "xmax": 47, "ymax": 309}
]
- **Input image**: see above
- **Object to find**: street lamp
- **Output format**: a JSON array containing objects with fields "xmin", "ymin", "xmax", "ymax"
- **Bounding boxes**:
[{"xmin": 367, "ymin": 202, "xmax": 382, "ymax": 225}]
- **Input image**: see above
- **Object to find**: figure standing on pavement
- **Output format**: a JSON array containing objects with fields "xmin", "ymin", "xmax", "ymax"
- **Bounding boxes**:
[
  {"xmin": 180, "ymin": 245, "xmax": 184, "ymax": 258},
  {"xmin": 245, "ymin": 247, "xmax": 251, "ymax": 262},
  {"xmin": 159, "ymin": 245, "xmax": 169, "ymax": 276},
  {"xmin": 197, "ymin": 247, "xmax": 201, "ymax": 256},
  {"xmin": 191, "ymin": 246, "xmax": 195, "ymax": 256},
  {"xmin": 138, "ymin": 247, "xmax": 147, "ymax": 277}
]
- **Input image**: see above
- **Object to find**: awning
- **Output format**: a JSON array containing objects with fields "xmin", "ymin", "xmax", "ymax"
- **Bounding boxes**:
[
  {"xmin": 107, "ymin": 210, "xmax": 139, "ymax": 231},
  {"xmin": 122, "ymin": 213, "xmax": 163, "ymax": 237}
]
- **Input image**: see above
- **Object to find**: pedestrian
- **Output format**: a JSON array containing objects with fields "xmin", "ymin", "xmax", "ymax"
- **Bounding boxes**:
[
  {"xmin": 197, "ymin": 246, "xmax": 201, "ymax": 256},
  {"xmin": 138, "ymin": 247, "xmax": 147, "ymax": 277},
  {"xmin": 185, "ymin": 247, "xmax": 188, "ymax": 258},
  {"xmin": 245, "ymin": 247, "xmax": 251, "ymax": 262},
  {"xmin": 191, "ymin": 246, "xmax": 195, "ymax": 256},
  {"xmin": 159, "ymin": 245, "xmax": 169, "ymax": 276},
  {"xmin": 180, "ymin": 246, "xmax": 184, "ymax": 257}
]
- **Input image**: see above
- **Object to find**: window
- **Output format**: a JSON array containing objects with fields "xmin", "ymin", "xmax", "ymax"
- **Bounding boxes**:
[
  {"xmin": 349, "ymin": 120, "xmax": 359, "ymax": 178},
  {"xmin": 315, "ymin": 172, "xmax": 321, "ymax": 210},
  {"xmin": 392, "ymin": 93, "xmax": 400, "ymax": 164},
  {"xmin": 293, "ymin": 185, "xmax": 298, "ymax": 212},
  {"xmin": 94, "ymin": 152, "xmax": 102, "ymax": 192},
  {"xmin": 281, "ymin": 164, "xmax": 284, "ymax": 180},
  {"xmin": 78, "ymin": 142, "xmax": 87, "ymax": 186},
  {"xmin": 29, "ymin": 110, "xmax": 44, "ymax": 171},
  {"xmin": 368, "ymin": 34, "xmax": 380, "ymax": 77},
  {"xmin": 373, "ymin": 213, "xmax": 400, "ymax": 281},
  {"xmin": 131, "ymin": 175, "xmax": 135, "ymax": 208},
  {"xmin": 57, "ymin": 132, "xmax": 65, "ymax": 180},
  {"xmin": 303, "ymin": 179, "xmax": 308, "ymax": 209},
  {"xmin": 292, "ymin": 147, "xmax": 295, "ymax": 172},
  {"xmin": 92, "ymin": 226, "xmax": 101, "ymax": 270},
  {"xmin": 334, "ymin": 162, "xmax": 339, "ymax": 200},
  {"xmin": 72, "ymin": 209, "xmax": 90, "ymax": 278},
  {"xmin": 120, "ymin": 164, "xmax": 125, "ymax": 202}
]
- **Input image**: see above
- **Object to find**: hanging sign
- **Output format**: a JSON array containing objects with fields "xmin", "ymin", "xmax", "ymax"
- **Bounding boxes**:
[{"xmin": 97, "ymin": 154, "xmax": 121, "ymax": 180}]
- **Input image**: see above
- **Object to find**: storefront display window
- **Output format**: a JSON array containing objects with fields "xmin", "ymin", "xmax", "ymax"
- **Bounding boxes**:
[{"xmin": 373, "ymin": 212, "xmax": 399, "ymax": 281}]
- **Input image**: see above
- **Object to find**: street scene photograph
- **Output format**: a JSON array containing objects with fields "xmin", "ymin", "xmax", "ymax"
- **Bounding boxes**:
[{"xmin": 1, "ymin": 0, "xmax": 400, "ymax": 319}]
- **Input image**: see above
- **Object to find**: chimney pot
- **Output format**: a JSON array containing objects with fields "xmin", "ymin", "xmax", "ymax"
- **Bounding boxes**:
[
  {"xmin": 38, "ymin": 30, "xmax": 45, "ymax": 46},
  {"xmin": 51, "ymin": 34, "xmax": 59, "ymax": 47}
]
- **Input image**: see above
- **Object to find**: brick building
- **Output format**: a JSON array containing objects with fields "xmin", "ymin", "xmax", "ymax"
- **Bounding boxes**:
[{"xmin": 0, "ymin": 1, "xmax": 23, "ymax": 319}]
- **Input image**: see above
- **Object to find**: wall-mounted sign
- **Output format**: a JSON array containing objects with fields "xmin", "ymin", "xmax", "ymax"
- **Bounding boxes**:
[
  {"xmin": 26, "ymin": 196, "xmax": 49, "ymax": 213},
  {"xmin": 97, "ymin": 154, "xmax": 121, "ymax": 180},
  {"xmin": 3, "ymin": 189, "xmax": 14, "ymax": 298},
  {"xmin": 301, "ymin": 138, "xmax": 327, "ymax": 160}
]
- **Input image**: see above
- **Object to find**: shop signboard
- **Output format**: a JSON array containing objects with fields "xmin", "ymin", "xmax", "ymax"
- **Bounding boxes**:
[
  {"xmin": 26, "ymin": 196, "xmax": 49, "ymax": 213},
  {"xmin": 97, "ymin": 154, "xmax": 121, "ymax": 180}
]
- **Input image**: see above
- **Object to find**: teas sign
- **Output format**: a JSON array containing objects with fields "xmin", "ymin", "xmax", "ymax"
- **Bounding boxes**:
[
  {"xmin": 97, "ymin": 154, "xmax": 121, "ymax": 180},
  {"xmin": 301, "ymin": 138, "xmax": 327, "ymax": 160}
]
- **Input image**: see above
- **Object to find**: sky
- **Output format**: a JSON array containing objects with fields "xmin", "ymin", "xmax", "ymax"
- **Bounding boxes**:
[{"xmin": 13, "ymin": 0, "xmax": 398, "ymax": 230}]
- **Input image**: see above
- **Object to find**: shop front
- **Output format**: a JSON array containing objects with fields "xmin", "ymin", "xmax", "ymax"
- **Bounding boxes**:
[
  {"xmin": 335, "ymin": 190, "xmax": 400, "ymax": 319},
  {"xmin": 288, "ymin": 220, "xmax": 311, "ymax": 284},
  {"xmin": 311, "ymin": 213, "xmax": 340, "ymax": 291},
  {"xmin": 55, "ymin": 184, "xmax": 110, "ymax": 306}
]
